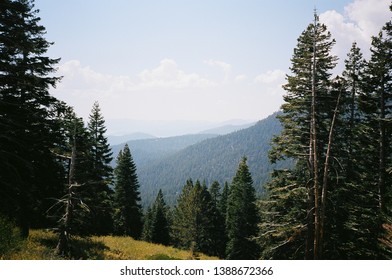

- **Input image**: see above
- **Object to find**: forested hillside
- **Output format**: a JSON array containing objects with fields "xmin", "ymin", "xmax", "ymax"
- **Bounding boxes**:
[
  {"xmin": 137, "ymin": 112, "xmax": 289, "ymax": 206},
  {"xmin": 110, "ymin": 133, "xmax": 218, "ymax": 170}
]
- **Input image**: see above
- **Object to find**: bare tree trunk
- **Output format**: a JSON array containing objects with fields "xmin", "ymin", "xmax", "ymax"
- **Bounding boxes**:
[
  {"xmin": 319, "ymin": 80, "xmax": 343, "ymax": 259},
  {"xmin": 311, "ymin": 12, "xmax": 320, "ymax": 260},
  {"xmin": 56, "ymin": 127, "xmax": 77, "ymax": 257},
  {"xmin": 378, "ymin": 82, "xmax": 386, "ymax": 213}
]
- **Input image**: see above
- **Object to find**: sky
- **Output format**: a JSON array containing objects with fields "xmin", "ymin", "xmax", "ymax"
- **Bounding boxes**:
[{"xmin": 34, "ymin": 0, "xmax": 391, "ymax": 133}]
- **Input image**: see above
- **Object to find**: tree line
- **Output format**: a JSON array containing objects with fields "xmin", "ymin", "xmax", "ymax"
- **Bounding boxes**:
[
  {"xmin": 1, "ymin": 0, "xmax": 391, "ymax": 259},
  {"xmin": 142, "ymin": 158, "xmax": 259, "ymax": 260}
]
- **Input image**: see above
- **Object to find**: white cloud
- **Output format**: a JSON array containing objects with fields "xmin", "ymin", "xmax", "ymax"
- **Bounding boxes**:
[
  {"xmin": 58, "ymin": 59, "xmax": 215, "ymax": 94},
  {"xmin": 138, "ymin": 59, "xmax": 214, "ymax": 89},
  {"xmin": 57, "ymin": 60, "xmax": 134, "ymax": 94},
  {"xmin": 345, "ymin": 0, "xmax": 390, "ymax": 37},
  {"xmin": 204, "ymin": 59, "xmax": 232, "ymax": 82},
  {"xmin": 320, "ymin": 0, "xmax": 390, "ymax": 63},
  {"xmin": 204, "ymin": 59, "xmax": 232, "ymax": 73},
  {"xmin": 234, "ymin": 74, "xmax": 248, "ymax": 83},
  {"xmin": 254, "ymin": 69, "xmax": 286, "ymax": 84},
  {"xmin": 253, "ymin": 69, "xmax": 286, "ymax": 98},
  {"xmin": 52, "ymin": 59, "xmax": 286, "ymax": 122}
]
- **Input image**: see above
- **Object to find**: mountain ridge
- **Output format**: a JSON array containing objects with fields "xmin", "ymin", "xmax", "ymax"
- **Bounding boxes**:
[{"xmin": 135, "ymin": 112, "xmax": 289, "ymax": 206}]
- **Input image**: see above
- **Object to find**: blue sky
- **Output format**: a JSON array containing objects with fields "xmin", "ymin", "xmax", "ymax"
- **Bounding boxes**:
[{"xmin": 35, "ymin": 0, "xmax": 391, "ymax": 129}]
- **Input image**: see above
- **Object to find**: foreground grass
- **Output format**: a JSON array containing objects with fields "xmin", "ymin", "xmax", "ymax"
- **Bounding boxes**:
[{"xmin": 5, "ymin": 229, "xmax": 218, "ymax": 260}]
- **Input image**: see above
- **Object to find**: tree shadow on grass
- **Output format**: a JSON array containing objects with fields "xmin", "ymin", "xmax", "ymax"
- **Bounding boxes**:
[{"xmin": 35, "ymin": 233, "xmax": 109, "ymax": 260}]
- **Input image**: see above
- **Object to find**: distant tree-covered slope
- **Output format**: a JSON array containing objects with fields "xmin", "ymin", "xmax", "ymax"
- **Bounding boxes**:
[
  {"xmin": 110, "ymin": 134, "xmax": 218, "ymax": 169},
  {"xmin": 198, "ymin": 122, "xmax": 255, "ymax": 135},
  {"xmin": 138, "ymin": 112, "xmax": 289, "ymax": 206},
  {"xmin": 108, "ymin": 133, "xmax": 156, "ymax": 146}
]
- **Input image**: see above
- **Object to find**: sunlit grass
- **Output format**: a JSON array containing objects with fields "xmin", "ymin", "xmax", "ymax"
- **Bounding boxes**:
[
  {"xmin": 91, "ymin": 235, "xmax": 218, "ymax": 260},
  {"xmin": 4, "ymin": 230, "xmax": 63, "ymax": 260},
  {"xmin": 4, "ymin": 229, "xmax": 218, "ymax": 260}
]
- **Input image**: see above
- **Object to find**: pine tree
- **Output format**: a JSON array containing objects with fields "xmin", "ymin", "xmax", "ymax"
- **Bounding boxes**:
[
  {"xmin": 0, "ymin": 0, "xmax": 63, "ymax": 237},
  {"xmin": 172, "ymin": 180, "xmax": 219, "ymax": 257},
  {"xmin": 218, "ymin": 181, "xmax": 230, "ymax": 254},
  {"xmin": 142, "ymin": 189, "xmax": 170, "ymax": 245},
  {"xmin": 208, "ymin": 181, "xmax": 226, "ymax": 258},
  {"xmin": 141, "ymin": 206, "xmax": 154, "ymax": 242},
  {"xmin": 331, "ymin": 43, "xmax": 381, "ymax": 259},
  {"xmin": 262, "ymin": 13, "xmax": 338, "ymax": 259},
  {"xmin": 58, "ymin": 112, "xmax": 94, "ymax": 237},
  {"xmin": 113, "ymin": 144, "xmax": 143, "ymax": 238},
  {"xmin": 219, "ymin": 182, "xmax": 230, "ymax": 221},
  {"xmin": 226, "ymin": 157, "xmax": 259, "ymax": 259},
  {"xmin": 88, "ymin": 101, "xmax": 113, "ymax": 185},
  {"xmin": 361, "ymin": 30, "xmax": 392, "ymax": 215},
  {"xmin": 84, "ymin": 101, "xmax": 114, "ymax": 235},
  {"xmin": 358, "ymin": 13, "xmax": 392, "ymax": 257}
]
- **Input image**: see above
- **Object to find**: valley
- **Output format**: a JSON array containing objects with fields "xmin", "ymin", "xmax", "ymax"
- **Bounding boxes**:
[{"xmin": 110, "ymin": 112, "xmax": 289, "ymax": 206}]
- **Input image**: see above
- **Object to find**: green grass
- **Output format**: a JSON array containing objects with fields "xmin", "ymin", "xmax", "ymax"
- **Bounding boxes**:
[{"xmin": 3, "ymin": 229, "xmax": 218, "ymax": 260}]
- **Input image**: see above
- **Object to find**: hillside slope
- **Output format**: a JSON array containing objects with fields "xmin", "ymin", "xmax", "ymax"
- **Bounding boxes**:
[
  {"xmin": 138, "ymin": 112, "xmax": 289, "ymax": 206},
  {"xmin": 111, "ymin": 133, "xmax": 217, "ymax": 168},
  {"xmin": 5, "ymin": 230, "xmax": 217, "ymax": 260}
]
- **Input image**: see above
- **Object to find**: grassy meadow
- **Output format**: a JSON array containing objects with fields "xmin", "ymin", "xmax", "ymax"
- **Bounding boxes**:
[{"xmin": 2, "ymin": 229, "xmax": 218, "ymax": 260}]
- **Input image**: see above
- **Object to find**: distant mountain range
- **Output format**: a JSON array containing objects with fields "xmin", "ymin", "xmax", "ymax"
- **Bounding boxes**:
[
  {"xmin": 108, "ymin": 132, "xmax": 156, "ymax": 146},
  {"xmin": 106, "ymin": 118, "xmax": 256, "ymax": 138},
  {"xmin": 108, "ymin": 122, "xmax": 255, "ymax": 146},
  {"xmin": 110, "ymin": 112, "xmax": 290, "ymax": 207},
  {"xmin": 198, "ymin": 122, "xmax": 255, "ymax": 135},
  {"xmin": 111, "ymin": 133, "xmax": 218, "ymax": 168}
]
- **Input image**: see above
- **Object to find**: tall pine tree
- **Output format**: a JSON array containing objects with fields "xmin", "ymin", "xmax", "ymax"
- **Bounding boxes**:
[
  {"xmin": 82, "ymin": 101, "xmax": 114, "ymax": 235},
  {"xmin": 0, "ymin": 0, "xmax": 63, "ymax": 237},
  {"xmin": 261, "ymin": 13, "xmax": 339, "ymax": 259},
  {"xmin": 358, "ymin": 12, "xmax": 392, "ymax": 257},
  {"xmin": 113, "ymin": 144, "xmax": 143, "ymax": 238}
]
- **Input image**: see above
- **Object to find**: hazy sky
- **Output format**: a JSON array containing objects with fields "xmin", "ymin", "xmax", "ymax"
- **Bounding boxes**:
[{"xmin": 35, "ymin": 0, "xmax": 391, "ymax": 123}]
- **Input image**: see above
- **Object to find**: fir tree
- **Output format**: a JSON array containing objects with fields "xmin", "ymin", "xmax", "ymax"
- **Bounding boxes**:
[
  {"xmin": 84, "ymin": 101, "xmax": 114, "ymax": 235},
  {"xmin": 207, "ymin": 181, "xmax": 226, "ymax": 258},
  {"xmin": 142, "ymin": 189, "xmax": 170, "ymax": 245},
  {"xmin": 172, "ymin": 180, "xmax": 219, "ymax": 257},
  {"xmin": 332, "ymin": 43, "xmax": 381, "ymax": 259},
  {"xmin": 219, "ymin": 182, "xmax": 230, "ymax": 221},
  {"xmin": 226, "ymin": 157, "xmax": 259, "ymax": 260},
  {"xmin": 141, "ymin": 206, "xmax": 154, "ymax": 243},
  {"xmin": 88, "ymin": 101, "xmax": 113, "ymax": 184},
  {"xmin": 0, "ymin": 0, "xmax": 63, "ymax": 237},
  {"xmin": 58, "ymin": 112, "xmax": 94, "ymax": 237},
  {"xmin": 358, "ymin": 14, "xmax": 392, "ymax": 257},
  {"xmin": 113, "ymin": 144, "xmax": 143, "ymax": 238},
  {"xmin": 262, "ymin": 13, "xmax": 339, "ymax": 259}
]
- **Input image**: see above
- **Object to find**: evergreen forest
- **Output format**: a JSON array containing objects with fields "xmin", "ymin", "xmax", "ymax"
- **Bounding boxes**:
[{"xmin": 0, "ymin": 0, "xmax": 391, "ymax": 260}]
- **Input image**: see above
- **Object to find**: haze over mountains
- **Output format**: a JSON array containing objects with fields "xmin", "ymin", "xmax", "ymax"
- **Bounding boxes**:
[
  {"xmin": 106, "ymin": 119, "xmax": 256, "ymax": 138},
  {"xmin": 110, "ymin": 112, "xmax": 290, "ymax": 206}
]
